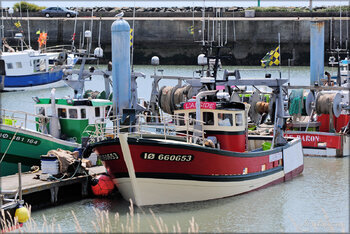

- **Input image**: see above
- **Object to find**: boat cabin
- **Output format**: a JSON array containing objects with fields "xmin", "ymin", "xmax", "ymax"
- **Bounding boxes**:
[
  {"xmin": 0, "ymin": 50, "xmax": 58, "ymax": 76},
  {"xmin": 34, "ymin": 98, "xmax": 113, "ymax": 143},
  {"xmin": 174, "ymin": 101, "xmax": 248, "ymax": 152}
]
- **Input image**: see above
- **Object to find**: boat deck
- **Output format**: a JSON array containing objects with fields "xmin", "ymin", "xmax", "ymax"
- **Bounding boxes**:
[{"xmin": 1, "ymin": 166, "xmax": 106, "ymax": 205}]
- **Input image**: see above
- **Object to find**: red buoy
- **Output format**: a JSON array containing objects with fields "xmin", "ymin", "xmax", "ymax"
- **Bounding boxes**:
[{"xmin": 91, "ymin": 174, "xmax": 115, "ymax": 196}]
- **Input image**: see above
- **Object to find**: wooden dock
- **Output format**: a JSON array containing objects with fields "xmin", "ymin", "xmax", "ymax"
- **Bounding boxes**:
[{"xmin": 1, "ymin": 166, "xmax": 106, "ymax": 205}]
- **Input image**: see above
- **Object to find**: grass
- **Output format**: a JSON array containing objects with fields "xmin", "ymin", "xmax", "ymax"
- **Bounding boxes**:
[
  {"xmin": 13, "ymin": 200, "xmax": 199, "ymax": 233},
  {"xmin": 2, "ymin": 201, "xmax": 346, "ymax": 232}
]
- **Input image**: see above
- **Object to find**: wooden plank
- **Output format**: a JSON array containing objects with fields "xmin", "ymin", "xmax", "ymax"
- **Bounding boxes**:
[{"xmin": 1, "ymin": 166, "xmax": 106, "ymax": 196}]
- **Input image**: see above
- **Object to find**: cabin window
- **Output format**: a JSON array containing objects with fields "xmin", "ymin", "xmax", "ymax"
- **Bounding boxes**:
[
  {"xmin": 81, "ymin": 109, "xmax": 86, "ymax": 118},
  {"xmin": 36, "ymin": 107, "xmax": 45, "ymax": 116},
  {"xmin": 16, "ymin": 62, "xmax": 22, "ymax": 69},
  {"xmin": 95, "ymin": 107, "xmax": 100, "ymax": 117},
  {"xmin": 235, "ymin": 113, "xmax": 243, "ymax": 126},
  {"xmin": 69, "ymin": 109, "xmax": 78, "ymax": 119},
  {"xmin": 189, "ymin": 112, "xmax": 196, "ymax": 125},
  {"xmin": 203, "ymin": 112, "xmax": 214, "ymax": 125},
  {"xmin": 6, "ymin": 63, "xmax": 13, "ymax": 69},
  {"xmin": 218, "ymin": 113, "xmax": 233, "ymax": 126},
  {"xmin": 176, "ymin": 113, "xmax": 185, "ymax": 126},
  {"xmin": 58, "ymin": 108, "xmax": 67, "ymax": 118}
]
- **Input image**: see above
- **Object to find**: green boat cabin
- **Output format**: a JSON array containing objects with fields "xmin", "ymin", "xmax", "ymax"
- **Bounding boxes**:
[{"xmin": 34, "ymin": 98, "xmax": 113, "ymax": 143}]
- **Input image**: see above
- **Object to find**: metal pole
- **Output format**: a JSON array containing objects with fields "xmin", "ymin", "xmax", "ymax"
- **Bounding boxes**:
[
  {"xmin": 258, "ymin": 0, "xmax": 260, "ymax": 7},
  {"xmin": 309, "ymin": 0, "xmax": 312, "ymax": 11},
  {"xmin": 98, "ymin": 19, "xmax": 101, "ymax": 48},
  {"xmin": 27, "ymin": 10, "xmax": 31, "ymax": 49},
  {"xmin": 340, "ymin": 4, "xmax": 342, "ymax": 48},
  {"xmin": 72, "ymin": 14, "xmax": 77, "ymax": 50},
  {"xmin": 89, "ymin": 10, "xmax": 93, "ymax": 55},
  {"xmin": 131, "ymin": 5, "xmax": 136, "ymax": 72},
  {"xmin": 0, "ymin": 3, "xmax": 3, "ymax": 52},
  {"xmin": 278, "ymin": 33, "xmax": 281, "ymax": 66},
  {"xmin": 18, "ymin": 163, "xmax": 22, "ymax": 200},
  {"xmin": 202, "ymin": 0, "xmax": 205, "ymax": 46},
  {"xmin": 81, "ymin": 21, "xmax": 85, "ymax": 49},
  {"xmin": 330, "ymin": 18, "xmax": 333, "ymax": 50}
]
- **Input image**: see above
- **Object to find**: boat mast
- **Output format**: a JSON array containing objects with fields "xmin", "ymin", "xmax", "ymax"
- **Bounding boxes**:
[{"xmin": 26, "ymin": 10, "xmax": 31, "ymax": 49}]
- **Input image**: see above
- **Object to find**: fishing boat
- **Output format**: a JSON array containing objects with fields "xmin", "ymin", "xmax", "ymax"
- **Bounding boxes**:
[
  {"xmin": 82, "ymin": 18, "xmax": 304, "ymax": 206},
  {"xmin": 0, "ymin": 32, "xmax": 71, "ymax": 92},
  {"xmin": 0, "ymin": 90, "xmax": 113, "ymax": 176},
  {"xmin": 284, "ymin": 21, "xmax": 350, "ymax": 157},
  {"xmin": 0, "ymin": 49, "xmax": 66, "ymax": 91},
  {"xmin": 0, "ymin": 47, "xmax": 114, "ymax": 176}
]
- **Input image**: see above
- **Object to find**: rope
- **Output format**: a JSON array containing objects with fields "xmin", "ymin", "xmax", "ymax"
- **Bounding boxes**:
[{"xmin": 0, "ymin": 126, "xmax": 21, "ymax": 165}]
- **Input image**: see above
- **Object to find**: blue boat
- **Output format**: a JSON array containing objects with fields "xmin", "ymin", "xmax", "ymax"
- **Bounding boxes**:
[{"xmin": 0, "ymin": 50, "xmax": 66, "ymax": 91}]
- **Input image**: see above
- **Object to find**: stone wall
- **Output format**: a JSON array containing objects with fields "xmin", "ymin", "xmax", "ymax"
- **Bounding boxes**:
[{"xmin": 2, "ymin": 17, "xmax": 349, "ymax": 65}]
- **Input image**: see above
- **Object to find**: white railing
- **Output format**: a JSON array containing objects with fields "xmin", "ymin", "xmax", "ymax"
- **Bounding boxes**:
[
  {"xmin": 84, "ymin": 114, "xmax": 207, "ymax": 146},
  {"xmin": 0, "ymin": 108, "xmax": 45, "ymax": 129}
]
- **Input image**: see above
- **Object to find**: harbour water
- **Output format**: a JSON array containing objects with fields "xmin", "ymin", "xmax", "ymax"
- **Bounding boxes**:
[{"xmin": 1, "ymin": 65, "xmax": 349, "ymax": 232}]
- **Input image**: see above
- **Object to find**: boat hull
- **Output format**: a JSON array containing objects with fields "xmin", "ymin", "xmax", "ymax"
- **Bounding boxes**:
[
  {"xmin": 285, "ymin": 131, "xmax": 350, "ymax": 157},
  {"xmin": 0, "ymin": 124, "xmax": 80, "ymax": 176},
  {"xmin": 2, "ymin": 70, "xmax": 65, "ymax": 91},
  {"xmin": 92, "ymin": 135, "xmax": 304, "ymax": 206}
]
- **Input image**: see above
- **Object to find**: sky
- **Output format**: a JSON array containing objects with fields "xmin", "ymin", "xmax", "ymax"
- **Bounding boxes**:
[{"xmin": 0, "ymin": 0, "xmax": 349, "ymax": 8}]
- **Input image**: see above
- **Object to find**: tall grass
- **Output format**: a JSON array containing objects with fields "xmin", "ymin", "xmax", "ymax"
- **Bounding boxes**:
[{"xmin": 15, "ymin": 200, "xmax": 199, "ymax": 233}]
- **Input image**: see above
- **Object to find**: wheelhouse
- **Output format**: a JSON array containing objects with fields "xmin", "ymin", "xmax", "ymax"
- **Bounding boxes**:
[
  {"xmin": 34, "ymin": 98, "xmax": 113, "ymax": 143},
  {"xmin": 174, "ymin": 101, "xmax": 248, "ymax": 152}
]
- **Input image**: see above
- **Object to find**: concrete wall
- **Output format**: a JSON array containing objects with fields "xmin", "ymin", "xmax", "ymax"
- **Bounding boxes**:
[{"xmin": 3, "ymin": 17, "xmax": 350, "ymax": 65}]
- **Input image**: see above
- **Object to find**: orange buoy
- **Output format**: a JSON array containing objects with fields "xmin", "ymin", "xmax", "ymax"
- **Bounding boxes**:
[{"xmin": 91, "ymin": 174, "xmax": 115, "ymax": 196}]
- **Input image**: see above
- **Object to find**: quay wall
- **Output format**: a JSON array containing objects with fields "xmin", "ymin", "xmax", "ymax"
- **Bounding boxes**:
[{"xmin": 3, "ymin": 17, "xmax": 350, "ymax": 65}]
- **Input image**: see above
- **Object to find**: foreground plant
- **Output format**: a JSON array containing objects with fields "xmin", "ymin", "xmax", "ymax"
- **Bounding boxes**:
[{"xmin": 16, "ymin": 200, "xmax": 199, "ymax": 233}]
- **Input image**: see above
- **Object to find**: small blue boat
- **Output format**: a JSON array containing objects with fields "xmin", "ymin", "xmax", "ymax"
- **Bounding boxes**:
[{"xmin": 0, "ymin": 50, "xmax": 66, "ymax": 91}]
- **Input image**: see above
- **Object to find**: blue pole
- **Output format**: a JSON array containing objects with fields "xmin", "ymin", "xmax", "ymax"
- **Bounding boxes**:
[
  {"xmin": 111, "ymin": 19, "xmax": 131, "ymax": 116},
  {"xmin": 310, "ymin": 21, "xmax": 324, "ymax": 86}
]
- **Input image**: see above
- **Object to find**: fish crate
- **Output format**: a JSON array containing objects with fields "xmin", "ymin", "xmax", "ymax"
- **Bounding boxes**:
[{"xmin": 40, "ymin": 156, "xmax": 59, "ymax": 175}]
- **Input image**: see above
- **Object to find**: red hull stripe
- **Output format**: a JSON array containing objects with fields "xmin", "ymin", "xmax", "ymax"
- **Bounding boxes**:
[
  {"xmin": 111, "ymin": 166, "xmax": 283, "ymax": 182},
  {"xmin": 93, "ymin": 138, "xmax": 285, "ymax": 157}
]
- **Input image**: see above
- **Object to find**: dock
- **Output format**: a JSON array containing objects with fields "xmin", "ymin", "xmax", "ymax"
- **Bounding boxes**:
[{"xmin": 1, "ymin": 166, "xmax": 106, "ymax": 208}]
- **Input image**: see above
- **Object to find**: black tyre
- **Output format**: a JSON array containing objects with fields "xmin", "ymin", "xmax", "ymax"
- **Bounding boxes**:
[{"xmin": 45, "ymin": 13, "xmax": 50, "ymax": 18}]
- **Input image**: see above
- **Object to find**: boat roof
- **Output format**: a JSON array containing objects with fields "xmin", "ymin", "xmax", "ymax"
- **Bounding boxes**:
[{"xmin": 35, "ymin": 98, "xmax": 113, "ymax": 107}]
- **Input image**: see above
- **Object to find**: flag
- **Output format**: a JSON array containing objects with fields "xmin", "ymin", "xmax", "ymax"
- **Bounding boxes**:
[
  {"xmin": 36, "ymin": 30, "xmax": 40, "ymax": 34},
  {"xmin": 14, "ymin": 21, "xmax": 21, "ymax": 28},
  {"xmin": 188, "ymin": 26, "xmax": 194, "ymax": 35},
  {"xmin": 130, "ymin": 28, "xmax": 133, "ymax": 47},
  {"xmin": 261, "ymin": 46, "xmax": 280, "ymax": 68}
]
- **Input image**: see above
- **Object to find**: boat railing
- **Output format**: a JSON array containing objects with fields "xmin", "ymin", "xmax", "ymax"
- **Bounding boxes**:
[
  {"xmin": 85, "ymin": 114, "xmax": 207, "ymax": 146},
  {"xmin": 0, "ymin": 108, "xmax": 46, "ymax": 129}
]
